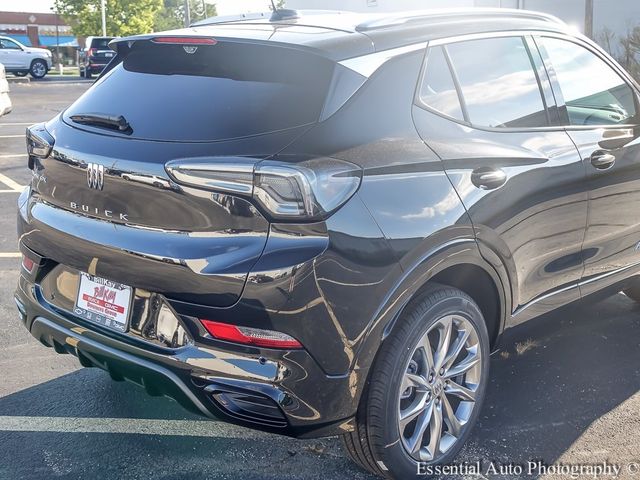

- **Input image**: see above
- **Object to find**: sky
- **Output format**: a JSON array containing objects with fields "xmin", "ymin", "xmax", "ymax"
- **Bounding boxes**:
[{"xmin": 0, "ymin": 0, "xmax": 275, "ymax": 15}]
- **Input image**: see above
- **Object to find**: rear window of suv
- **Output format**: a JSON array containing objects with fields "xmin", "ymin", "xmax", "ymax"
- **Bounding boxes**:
[
  {"xmin": 90, "ymin": 38, "xmax": 113, "ymax": 49},
  {"xmin": 64, "ymin": 40, "xmax": 336, "ymax": 142}
]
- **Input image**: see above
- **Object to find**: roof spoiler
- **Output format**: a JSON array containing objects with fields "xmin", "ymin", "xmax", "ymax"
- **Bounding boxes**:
[{"xmin": 108, "ymin": 33, "xmax": 218, "ymax": 54}]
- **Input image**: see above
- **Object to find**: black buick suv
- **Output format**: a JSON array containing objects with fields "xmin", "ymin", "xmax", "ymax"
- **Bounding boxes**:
[{"xmin": 16, "ymin": 8, "xmax": 640, "ymax": 479}]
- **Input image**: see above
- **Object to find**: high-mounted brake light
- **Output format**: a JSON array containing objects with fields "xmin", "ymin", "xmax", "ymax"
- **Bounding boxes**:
[
  {"xmin": 200, "ymin": 320, "xmax": 303, "ymax": 349},
  {"xmin": 151, "ymin": 37, "xmax": 217, "ymax": 45}
]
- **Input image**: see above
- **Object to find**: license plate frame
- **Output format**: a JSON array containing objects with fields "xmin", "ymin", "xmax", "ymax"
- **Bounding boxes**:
[{"xmin": 74, "ymin": 272, "xmax": 133, "ymax": 333}]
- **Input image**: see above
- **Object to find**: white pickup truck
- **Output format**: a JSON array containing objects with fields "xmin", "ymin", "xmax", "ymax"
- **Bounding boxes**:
[{"xmin": 0, "ymin": 36, "xmax": 52, "ymax": 79}]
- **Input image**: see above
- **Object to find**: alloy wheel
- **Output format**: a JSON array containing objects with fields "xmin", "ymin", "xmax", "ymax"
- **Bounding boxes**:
[
  {"xmin": 31, "ymin": 62, "xmax": 46, "ymax": 78},
  {"xmin": 397, "ymin": 314, "xmax": 482, "ymax": 462}
]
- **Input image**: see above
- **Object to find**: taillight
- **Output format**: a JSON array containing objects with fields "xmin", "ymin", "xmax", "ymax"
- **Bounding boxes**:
[
  {"xmin": 200, "ymin": 320, "xmax": 302, "ymax": 349},
  {"xmin": 254, "ymin": 159, "xmax": 361, "ymax": 220},
  {"xmin": 165, "ymin": 157, "xmax": 362, "ymax": 222},
  {"xmin": 26, "ymin": 123, "xmax": 54, "ymax": 169},
  {"xmin": 151, "ymin": 37, "xmax": 217, "ymax": 45}
]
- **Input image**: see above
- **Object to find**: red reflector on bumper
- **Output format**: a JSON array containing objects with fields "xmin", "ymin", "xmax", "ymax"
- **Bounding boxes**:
[
  {"xmin": 200, "ymin": 320, "xmax": 302, "ymax": 349},
  {"xmin": 21, "ymin": 255, "xmax": 35, "ymax": 273}
]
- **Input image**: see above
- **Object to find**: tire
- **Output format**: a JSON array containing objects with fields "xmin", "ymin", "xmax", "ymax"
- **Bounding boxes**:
[
  {"xmin": 29, "ymin": 59, "xmax": 47, "ymax": 79},
  {"xmin": 342, "ymin": 285, "xmax": 490, "ymax": 479}
]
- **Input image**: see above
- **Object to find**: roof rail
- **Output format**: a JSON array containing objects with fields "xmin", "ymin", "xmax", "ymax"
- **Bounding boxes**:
[{"xmin": 356, "ymin": 8, "xmax": 565, "ymax": 32}]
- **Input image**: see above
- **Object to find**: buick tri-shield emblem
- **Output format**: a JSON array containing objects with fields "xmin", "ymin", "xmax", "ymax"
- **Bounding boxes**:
[{"xmin": 87, "ymin": 163, "xmax": 104, "ymax": 190}]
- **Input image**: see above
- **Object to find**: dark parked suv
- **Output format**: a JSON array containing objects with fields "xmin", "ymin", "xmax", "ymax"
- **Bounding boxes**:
[
  {"xmin": 16, "ymin": 9, "xmax": 640, "ymax": 478},
  {"xmin": 79, "ymin": 36, "xmax": 116, "ymax": 79}
]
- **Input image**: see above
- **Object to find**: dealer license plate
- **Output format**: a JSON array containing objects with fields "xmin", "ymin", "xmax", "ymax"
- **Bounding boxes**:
[{"xmin": 74, "ymin": 272, "xmax": 132, "ymax": 333}]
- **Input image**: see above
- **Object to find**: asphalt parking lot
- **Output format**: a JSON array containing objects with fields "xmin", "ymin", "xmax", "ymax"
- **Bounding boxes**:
[{"xmin": 0, "ymin": 80, "xmax": 638, "ymax": 480}]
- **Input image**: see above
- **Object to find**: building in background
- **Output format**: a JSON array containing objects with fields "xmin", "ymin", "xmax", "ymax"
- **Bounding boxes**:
[{"xmin": 0, "ymin": 10, "xmax": 78, "ymax": 66}]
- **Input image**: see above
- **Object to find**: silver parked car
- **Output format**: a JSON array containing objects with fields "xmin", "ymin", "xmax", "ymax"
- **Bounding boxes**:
[
  {"xmin": 0, "ymin": 62, "xmax": 11, "ymax": 116},
  {"xmin": 0, "ymin": 36, "xmax": 52, "ymax": 79}
]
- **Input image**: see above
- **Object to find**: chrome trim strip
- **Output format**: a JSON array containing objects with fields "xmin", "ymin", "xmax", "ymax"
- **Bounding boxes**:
[
  {"xmin": 579, "ymin": 259, "xmax": 640, "ymax": 287},
  {"xmin": 514, "ymin": 259, "xmax": 640, "ymax": 317},
  {"xmin": 512, "ymin": 283, "xmax": 577, "ymax": 317},
  {"xmin": 165, "ymin": 158, "xmax": 256, "ymax": 194}
]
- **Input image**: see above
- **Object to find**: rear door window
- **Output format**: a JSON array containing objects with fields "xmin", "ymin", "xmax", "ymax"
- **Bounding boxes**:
[
  {"xmin": 64, "ymin": 40, "xmax": 336, "ymax": 142},
  {"xmin": 445, "ymin": 36, "xmax": 549, "ymax": 128},
  {"xmin": 418, "ymin": 46, "xmax": 464, "ymax": 121},
  {"xmin": 538, "ymin": 36, "xmax": 638, "ymax": 126}
]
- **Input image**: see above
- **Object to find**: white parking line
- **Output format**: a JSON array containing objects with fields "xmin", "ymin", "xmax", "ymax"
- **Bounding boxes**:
[
  {"xmin": 0, "ymin": 134, "xmax": 25, "ymax": 138},
  {"xmin": 0, "ymin": 122, "xmax": 33, "ymax": 126},
  {"xmin": 0, "ymin": 253, "xmax": 21, "ymax": 258},
  {"xmin": 0, "ymin": 154, "xmax": 27, "ymax": 159},
  {"xmin": 0, "ymin": 172, "xmax": 25, "ymax": 192},
  {"xmin": 0, "ymin": 416, "xmax": 273, "ymax": 439}
]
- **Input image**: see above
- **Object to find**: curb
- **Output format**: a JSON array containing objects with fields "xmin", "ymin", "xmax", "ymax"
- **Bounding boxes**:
[
  {"xmin": 7, "ymin": 77, "xmax": 30, "ymax": 84},
  {"xmin": 37, "ymin": 80, "xmax": 94, "ymax": 85}
]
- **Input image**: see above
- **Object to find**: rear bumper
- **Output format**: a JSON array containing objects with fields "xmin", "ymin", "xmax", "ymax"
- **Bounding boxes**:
[
  {"xmin": 15, "ymin": 174, "xmax": 402, "ymax": 436},
  {"xmin": 15, "ymin": 273, "xmax": 357, "ymax": 438}
]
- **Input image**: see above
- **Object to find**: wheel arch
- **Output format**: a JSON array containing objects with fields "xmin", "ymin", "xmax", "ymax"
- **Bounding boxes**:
[
  {"xmin": 352, "ymin": 239, "xmax": 510, "ymax": 376},
  {"xmin": 30, "ymin": 57, "xmax": 48, "ymax": 67},
  {"xmin": 385, "ymin": 253, "xmax": 507, "ymax": 351}
]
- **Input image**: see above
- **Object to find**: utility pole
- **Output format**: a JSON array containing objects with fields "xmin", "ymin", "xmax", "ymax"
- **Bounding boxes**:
[
  {"xmin": 184, "ymin": 0, "xmax": 191, "ymax": 27},
  {"xmin": 100, "ymin": 0, "xmax": 106, "ymax": 36},
  {"xmin": 55, "ymin": 12, "xmax": 61, "ymax": 73},
  {"xmin": 585, "ymin": 0, "xmax": 594, "ymax": 39}
]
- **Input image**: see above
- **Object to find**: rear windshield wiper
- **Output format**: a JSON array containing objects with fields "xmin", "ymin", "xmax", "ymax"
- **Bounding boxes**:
[{"xmin": 69, "ymin": 113, "xmax": 132, "ymax": 133}]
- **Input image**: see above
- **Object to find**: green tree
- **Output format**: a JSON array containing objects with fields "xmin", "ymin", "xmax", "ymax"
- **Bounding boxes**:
[
  {"xmin": 154, "ymin": 0, "xmax": 217, "ymax": 31},
  {"xmin": 597, "ymin": 26, "xmax": 616, "ymax": 56},
  {"xmin": 617, "ymin": 26, "xmax": 640, "ymax": 81},
  {"xmin": 54, "ymin": 0, "xmax": 163, "ymax": 37}
]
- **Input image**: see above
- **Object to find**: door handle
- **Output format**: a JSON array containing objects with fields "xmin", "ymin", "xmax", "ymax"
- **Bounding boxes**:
[
  {"xmin": 471, "ymin": 168, "xmax": 507, "ymax": 190},
  {"xmin": 590, "ymin": 151, "xmax": 616, "ymax": 170}
]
